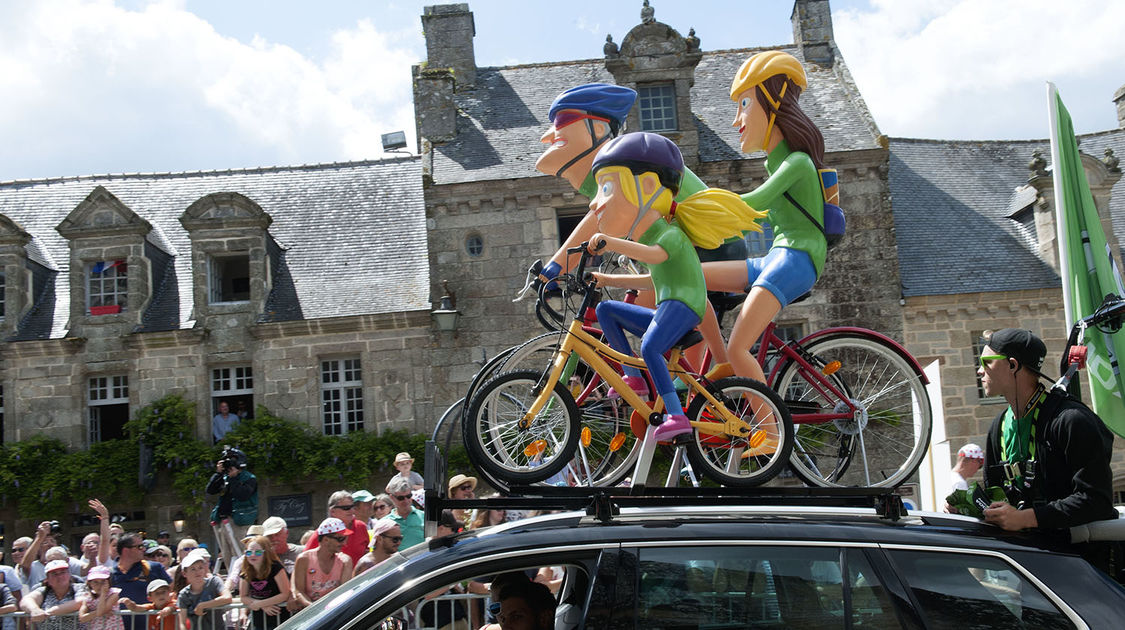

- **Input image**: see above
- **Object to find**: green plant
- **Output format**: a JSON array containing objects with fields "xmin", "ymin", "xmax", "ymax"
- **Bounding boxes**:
[{"xmin": 0, "ymin": 394, "xmax": 467, "ymax": 519}]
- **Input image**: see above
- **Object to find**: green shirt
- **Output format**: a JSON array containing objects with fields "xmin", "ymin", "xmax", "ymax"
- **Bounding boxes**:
[
  {"xmin": 637, "ymin": 219, "xmax": 706, "ymax": 320},
  {"xmin": 739, "ymin": 140, "xmax": 827, "ymax": 277}
]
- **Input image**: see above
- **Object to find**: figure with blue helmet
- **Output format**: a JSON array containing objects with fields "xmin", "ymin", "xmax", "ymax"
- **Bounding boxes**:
[{"xmin": 584, "ymin": 132, "xmax": 765, "ymax": 441}]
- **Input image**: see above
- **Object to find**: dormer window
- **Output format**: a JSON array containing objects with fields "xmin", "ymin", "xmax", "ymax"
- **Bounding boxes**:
[
  {"xmin": 209, "ymin": 254, "xmax": 251, "ymax": 303},
  {"xmin": 638, "ymin": 83, "xmax": 677, "ymax": 132},
  {"xmin": 87, "ymin": 260, "xmax": 127, "ymax": 315}
]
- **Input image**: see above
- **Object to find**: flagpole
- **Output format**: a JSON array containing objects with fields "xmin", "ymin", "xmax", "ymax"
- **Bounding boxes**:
[{"xmin": 1047, "ymin": 81, "xmax": 1075, "ymax": 331}]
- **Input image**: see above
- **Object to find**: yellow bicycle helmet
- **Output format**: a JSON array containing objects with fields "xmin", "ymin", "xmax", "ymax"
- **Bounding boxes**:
[
  {"xmin": 730, "ymin": 51, "xmax": 808, "ymax": 151},
  {"xmin": 729, "ymin": 50, "xmax": 808, "ymax": 100}
]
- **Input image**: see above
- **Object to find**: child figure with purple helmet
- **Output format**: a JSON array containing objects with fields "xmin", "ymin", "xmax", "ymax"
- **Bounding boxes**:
[{"xmin": 587, "ymin": 132, "xmax": 765, "ymax": 441}]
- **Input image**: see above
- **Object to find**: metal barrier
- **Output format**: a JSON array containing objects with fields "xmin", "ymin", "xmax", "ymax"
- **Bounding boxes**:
[{"xmin": 1, "ymin": 591, "xmax": 492, "ymax": 630}]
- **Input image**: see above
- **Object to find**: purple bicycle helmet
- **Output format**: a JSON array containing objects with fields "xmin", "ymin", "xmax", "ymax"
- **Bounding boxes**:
[
  {"xmin": 591, "ymin": 132, "xmax": 684, "ymax": 194},
  {"xmin": 548, "ymin": 83, "xmax": 637, "ymax": 133}
]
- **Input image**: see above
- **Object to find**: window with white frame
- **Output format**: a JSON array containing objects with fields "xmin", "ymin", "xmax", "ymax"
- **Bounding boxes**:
[
  {"xmin": 89, "ymin": 375, "xmax": 129, "ymax": 442},
  {"xmin": 638, "ymin": 83, "xmax": 677, "ymax": 132},
  {"xmin": 87, "ymin": 260, "xmax": 127, "ymax": 315},
  {"xmin": 321, "ymin": 358, "xmax": 363, "ymax": 435},
  {"xmin": 211, "ymin": 365, "xmax": 254, "ymax": 422},
  {"xmin": 209, "ymin": 254, "xmax": 251, "ymax": 304}
]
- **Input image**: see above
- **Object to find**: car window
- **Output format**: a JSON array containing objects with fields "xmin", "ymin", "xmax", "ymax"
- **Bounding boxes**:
[
  {"xmin": 886, "ymin": 549, "xmax": 1075, "ymax": 630},
  {"xmin": 633, "ymin": 545, "xmax": 903, "ymax": 629}
]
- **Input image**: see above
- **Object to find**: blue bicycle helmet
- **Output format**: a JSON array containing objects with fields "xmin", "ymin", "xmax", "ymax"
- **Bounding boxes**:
[
  {"xmin": 548, "ymin": 83, "xmax": 636, "ymax": 132},
  {"xmin": 591, "ymin": 132, "xmax": 684, "ymax": 194}
]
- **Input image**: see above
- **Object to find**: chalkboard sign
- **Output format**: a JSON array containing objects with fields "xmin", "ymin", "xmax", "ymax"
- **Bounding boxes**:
[{"xmin": 267, "ymin": 494, "xmax": 313, "ymax": 527}]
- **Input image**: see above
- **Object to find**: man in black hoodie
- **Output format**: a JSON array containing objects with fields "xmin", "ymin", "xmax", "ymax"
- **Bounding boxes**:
[{"xmin": 978, "ymin": 328, "xmax": 1117, "ymax": 570}]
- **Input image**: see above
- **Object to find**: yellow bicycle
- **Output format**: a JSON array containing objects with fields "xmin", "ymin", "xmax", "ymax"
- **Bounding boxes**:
[{"xmin": 463, "ymin": 243, "xmax": 794, "ymax": 488}]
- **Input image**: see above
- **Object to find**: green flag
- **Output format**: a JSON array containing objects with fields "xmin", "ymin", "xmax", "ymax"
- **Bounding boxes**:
[{"xmin": 1049, "ymin": 84, "xmax": 1125, "ymax": 438}]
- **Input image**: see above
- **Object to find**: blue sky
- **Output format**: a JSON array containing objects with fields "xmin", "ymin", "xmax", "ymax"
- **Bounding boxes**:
[{"xmin": 1, "ymin": 0, "xmax": 1123, "ymax": 181}]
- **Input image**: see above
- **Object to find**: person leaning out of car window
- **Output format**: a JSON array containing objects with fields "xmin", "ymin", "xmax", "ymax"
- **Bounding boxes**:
[{"xmin": 976, "ymin": 328, "xmax": 1118, "ymax": 572}]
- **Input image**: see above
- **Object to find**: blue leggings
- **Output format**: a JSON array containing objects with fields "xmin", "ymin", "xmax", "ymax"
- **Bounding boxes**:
[{"xmin": 595, "ymin": 299, "xmax": 700, "ymax": 417}]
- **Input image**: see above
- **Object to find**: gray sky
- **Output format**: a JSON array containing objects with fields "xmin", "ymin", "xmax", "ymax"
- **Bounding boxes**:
[{"xmin": 1, "ymin": 0, "xmax": 1122, "ymax": 181}]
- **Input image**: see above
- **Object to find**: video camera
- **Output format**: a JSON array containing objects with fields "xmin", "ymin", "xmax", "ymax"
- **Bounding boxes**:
[{"xmin": 219, "ymin": 446, "xmax": 247, "ymax": 473}]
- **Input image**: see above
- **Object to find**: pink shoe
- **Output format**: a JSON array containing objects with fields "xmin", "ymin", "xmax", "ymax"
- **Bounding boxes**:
[
  {"xmin": 607, "ymin": 375, "xmax": 649, "ymax": 399},
  {"xmin": 653, "ymin": 413, "xmax": 692, "ymax": 442}
]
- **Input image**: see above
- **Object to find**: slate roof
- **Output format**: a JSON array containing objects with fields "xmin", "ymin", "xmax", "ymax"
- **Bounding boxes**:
[
  {"xmin": 889, "ymin": 128, "xmax": 1125, "ymax": 297},
  {"xmin": 0, "ymin": 158, "xmax": 428, "ymax": 340},
  {"xmin": 431, "ymin": 45, "xmax": 883, "ymax": 186}
]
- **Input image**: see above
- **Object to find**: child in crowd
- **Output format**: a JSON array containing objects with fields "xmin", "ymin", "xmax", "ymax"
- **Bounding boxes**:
[
  {"xmin": 176, "ymin": 550, "xmax": 231, "ymax": 630},
  {"xmin": 238, "ymin": 536, "xmax": 290, "ymax": 630},
  {"xmin": 121, "ymin": 579, "xmax": 177, "ymax": 630},
  {"xmin": 78, "ymin": 565, "xmax": 123, "ymax": 630},
  {"xmin": 389, "ymin": 453, "xmax": 424, "ymax": 490}
]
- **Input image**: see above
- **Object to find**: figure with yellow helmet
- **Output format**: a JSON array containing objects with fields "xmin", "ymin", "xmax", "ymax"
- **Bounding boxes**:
[{"xmin": 700, "ymin": 50, "xmax": 833, "ymax": 385}]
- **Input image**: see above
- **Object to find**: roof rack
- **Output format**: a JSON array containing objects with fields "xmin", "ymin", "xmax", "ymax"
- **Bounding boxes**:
[{"xmin": 421, "ymin": 440, "xmax": 906, "ymax": 529}]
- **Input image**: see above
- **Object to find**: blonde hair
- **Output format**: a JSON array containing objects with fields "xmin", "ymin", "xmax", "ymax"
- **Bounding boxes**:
[{"xmin": 596, "ymin": 166, "xmax": 766, "ymax": 249}]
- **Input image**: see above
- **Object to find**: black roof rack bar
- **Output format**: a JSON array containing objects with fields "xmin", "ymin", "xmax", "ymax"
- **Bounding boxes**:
[{"xmin": 422, "ymin": 441, "xmax": 906, "ymax": 524}]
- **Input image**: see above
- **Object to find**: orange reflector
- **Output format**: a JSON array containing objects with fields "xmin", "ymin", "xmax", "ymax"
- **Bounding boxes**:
[
  {"xmin": 748, "ymin": 429, "xmax": 766, "ymax": 449},
  {"xmin": 609, "ymin": 433, "xmax": 626, "ymax": 452},
  {"xmin": 822, "ymin": 360, "xmax": 841, "ymax": 375},
  {"xmin": 580, "ymin": 427, "xmax": 592, "ymax": 447},
  {"xmin": 523, "ymin": 440, "xmax": 547, "ymax": 457}
]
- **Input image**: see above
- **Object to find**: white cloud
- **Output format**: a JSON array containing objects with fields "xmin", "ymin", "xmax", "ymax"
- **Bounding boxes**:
[
  {"xmin": 834, "ymin": 0, "xmax": 1125, "ymax": 139},
  {"xmin": 0, "ymin": 0, "xmax": 421, "ymax": 180}
]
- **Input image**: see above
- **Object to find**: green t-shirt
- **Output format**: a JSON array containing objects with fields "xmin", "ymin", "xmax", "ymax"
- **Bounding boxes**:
[
  {"xmin": 739, "ymin": 140, "xmax": 827, "ymax": 277},
  {"xmin": 637, "ymin": 219, "xmax": 706, "ymax": 321}
]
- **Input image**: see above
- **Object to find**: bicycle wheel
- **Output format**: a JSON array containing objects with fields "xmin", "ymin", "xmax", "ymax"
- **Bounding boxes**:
[
  {"xmin": 501, "ymin": 330, "xmax": 640, "ymax": 488},
  {"xmin": 773, "ymin": 332, "xmax": 932, "ymax": 488},
  {"xmin": 683, "ymin": 377, "xmax": 793, "ymax": 487},
  {"xmin": 463, "ymin": 370, "xmax": 580, "ymax": 485}
]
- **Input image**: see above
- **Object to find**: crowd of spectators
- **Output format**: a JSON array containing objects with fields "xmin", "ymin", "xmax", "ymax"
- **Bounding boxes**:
[{"xmin": 0, "ymin": 462, "xmax": 545, "ymax": 630}]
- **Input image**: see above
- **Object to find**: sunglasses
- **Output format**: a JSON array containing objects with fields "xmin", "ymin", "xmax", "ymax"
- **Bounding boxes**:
[
  {"xmin": 324, "ymin": 534, "xmax": 348, "ymax": 543},
  {"xmin": 552, "ymin": 111, "xmax": 610, "ymax": 131},
  {"xmin": 379, "ymin": 535, "xmax": 403, "ymax": 544},
  {"xmin": 393, "ymin": 494, "xmax": 411, "ymax": 501},
  {"xmin": 979, "ymin": 354, "xmax": 1007, "ymax": 369},
  {"xmin": 244, "ymin": 549, "xmax": 265, "ymax": 557},
  {"xmin": 11, "ymin": 547, "xmax": 27, "ymax": 553},
  {"xmin": 149, "ymin": 552, "xmax": 169, "ymax": 558},
  {"xmin": 457, "ymin": 484, "xmax": 474, "ymax": 492},
  {"xmin": 179, "ymin": 546, "xmax": 197, "ymax": 553},
  {"xmin": 374, "ymin": 504, "xmax": 391, "ymax": 510},
  {"xmin": 332, "ymin": 504, "xmax": 355, "ymax": 511}
]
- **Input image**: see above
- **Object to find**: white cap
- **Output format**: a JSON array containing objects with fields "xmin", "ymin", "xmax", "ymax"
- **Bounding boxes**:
[
  {"xmin": 958, "ymin": 443, "xmax": 984, "ymax": 460},
  {"xmin": 181, "ymin": 549, "xmax": 209, "ymax": 569},
  {"xmin": 147, "ymin": 579, "xmax": 170, "ymax": 594},
  {"xmin": 261, "ymin": 516, "xmax": 287, "ymax": 536}
]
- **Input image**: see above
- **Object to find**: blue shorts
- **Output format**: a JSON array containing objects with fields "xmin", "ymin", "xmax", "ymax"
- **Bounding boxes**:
[{"xmin": 745, "ymin": 247, "xmax": 817, "ymax": 308}]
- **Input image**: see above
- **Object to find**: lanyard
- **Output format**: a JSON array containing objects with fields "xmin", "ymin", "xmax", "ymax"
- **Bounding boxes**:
[{"xmin": 1002, "ymin": 385, "xmax": 1047, "ymax": 464}]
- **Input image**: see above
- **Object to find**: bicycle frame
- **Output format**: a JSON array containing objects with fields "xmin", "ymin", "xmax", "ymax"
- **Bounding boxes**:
[
  {"xmin": 757, "ymin": 322, "xmax": 929, "ymax": 426},
  {"xmin": 521, "ymin": 318, "xmax": 753, "ymax": 440}
]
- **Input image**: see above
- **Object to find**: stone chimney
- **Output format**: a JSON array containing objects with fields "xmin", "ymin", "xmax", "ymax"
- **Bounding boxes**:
[
  {"xmin": 1114, "ymin": 84, "xmax": 1125, "ymax": 128},
  {"xmin": 421, "ymin": 4, "xmax": 477, "ymax": 89},
  {"xmin": 791, "ymin": 0, "xmax": 834, "ymax": 66}
]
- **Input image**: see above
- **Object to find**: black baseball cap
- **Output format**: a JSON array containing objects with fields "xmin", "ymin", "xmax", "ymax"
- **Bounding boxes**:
[{"xmin": 986, "ymin": 328, "xmax": 1048, "ymax": 377}]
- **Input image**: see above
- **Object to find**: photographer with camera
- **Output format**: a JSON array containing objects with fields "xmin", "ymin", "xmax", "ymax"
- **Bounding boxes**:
[
  {"xmin": 205, "ymin": 447, "xmax": 258, "ymax": 574},
  {"xmin": 977, "ymin": 328, "xmax": 1117, "ymax": 571},
  {"xmin": 20, "ymin": 520, "xmax": 82, "ymax": 585}
]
